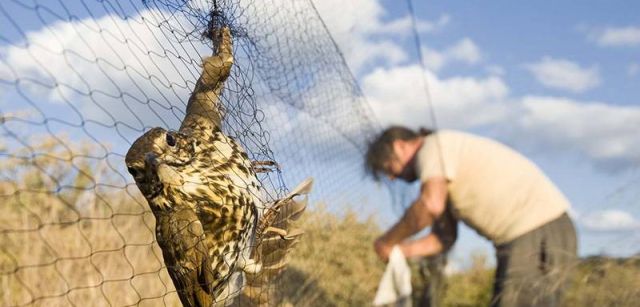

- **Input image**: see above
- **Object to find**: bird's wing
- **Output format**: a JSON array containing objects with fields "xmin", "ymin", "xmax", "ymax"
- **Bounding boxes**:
[
  {"xmin": 180, "ymin": 26, "xmax": 233, "ymax": 135},
  {"xmin": 240, "ymin": 178, "xmax": 313, "ymax": 306}
]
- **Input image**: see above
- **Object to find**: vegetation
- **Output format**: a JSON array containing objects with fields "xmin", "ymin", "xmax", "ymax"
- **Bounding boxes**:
[
  {"xmin": 280, "ymin": 206, "xmax": 385, "ymax": 306},
  {"xmin": 0, "ymin": 135, "xmax": 181, "ymax": 306},
  {"xmin": 283, "ymin": 208, "xmax": 640, "ymax": 307},
  {"xmin": 440, "ymin": 253, "xmax": 494, "ymax": 307},
  {"xmin": 563, "ymin": 256, "xmax": 640, "ymax": 306},
  {"xmin": 1, "ymin": 136, "xmax": 638, "ymax": 306}
]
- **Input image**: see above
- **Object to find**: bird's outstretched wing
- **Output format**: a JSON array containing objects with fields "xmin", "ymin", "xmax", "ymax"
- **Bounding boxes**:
[{"xmin": 240, "ymin": 178, "xmax": 313, "ymax": 306}]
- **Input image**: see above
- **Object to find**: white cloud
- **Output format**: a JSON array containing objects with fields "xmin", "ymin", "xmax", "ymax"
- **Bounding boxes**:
[
  {"xmin": 0, "ymin": 9, "xmax": 208, "ymax": 131},
  {"xmin": 312, "ymin": 0, "xmax": 405, "ymax": 72},
  {"xmin": 581, "ymin": 209, "xmax": 640, "ymax": 232},
  {"xmin": 513, "ymin": 96, "xmax": 640, "ymax": 171},
  {"xmin": 375, "ymin": 16, "xmax": 415, "ymax": 35},
  {"xmin": 312, "ymin": 0, "xmax": 450, "ymax": 73},
  {"xmin": 421, "ymin": 38, "xmax": 482, "ymax": 72},
  {"xmin": 416, "ymin": 14, "xmax": 450, "ymax": 34},
  {"xmin": 362, "ymin": 64, "xmax": 510, "ymax": 129},
  {"xmin": 421, "ymin": 47, "xmax": 446, "ymax": 72},
  {"xmin": 524, "ymin": 57, "xmax": 601, "ymax": 93},
  {"xmin": 590, "ymin": 26, "xmax": 640, "ymax": 47},
  {"xmin": 448, "ymin": 38, "xmax": 481, "ymax": 64},
  {"xmin": 376, "ymin": 14, "xmax": 449, "ymax": 36},
  {"xmin": 629, "ymin": 63, "xmax": 640, "ymax": 76},
  {"xmin": 345, "ymin": 40, "xmax": 408, "ymax": 75}
]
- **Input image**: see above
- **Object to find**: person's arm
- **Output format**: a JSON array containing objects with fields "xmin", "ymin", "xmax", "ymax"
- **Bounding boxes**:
[
  {"xmin": 374, "ymin": 177, "xmax": 448, "ymax": 261},
  {"xmin": 399, "ymin": 205, "xmax": 458, "ymax": 258}
]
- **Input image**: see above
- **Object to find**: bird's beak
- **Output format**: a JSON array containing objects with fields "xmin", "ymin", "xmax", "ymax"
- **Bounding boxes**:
[
  {"xmin": 139, "ymin": 152, "xmax": 163, "ymax": 200},
  {"xmin": 144, "ymin": 152, "xmax": 158, "ymax": 170},
  {"xmin": 145, "ymin": 151, "xmax": 183, "ymax": 187}
]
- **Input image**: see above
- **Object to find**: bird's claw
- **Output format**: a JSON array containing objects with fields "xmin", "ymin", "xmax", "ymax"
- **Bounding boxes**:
[
  {"xmin": 251, "ymin": 160, "xmax": 279, "ymax": 173},
  {"xmin": 238, "ymin": 257, "xmax": 262, "ymax": 274}
]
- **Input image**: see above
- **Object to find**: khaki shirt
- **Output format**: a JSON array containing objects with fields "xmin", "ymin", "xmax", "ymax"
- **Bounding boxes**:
[{"xmin": 416, "ymin": 130, "xmax": 570, "ymax": 244}]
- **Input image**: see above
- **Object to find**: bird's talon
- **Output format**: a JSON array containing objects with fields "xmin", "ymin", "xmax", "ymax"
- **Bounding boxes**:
[{"xmin": 251, "ymin": 160, "xmax": 279, "ymax": 173}]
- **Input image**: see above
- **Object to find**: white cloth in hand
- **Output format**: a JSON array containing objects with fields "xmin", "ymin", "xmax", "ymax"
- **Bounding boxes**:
[{"xmin": 373, "ymin": 245, "xmax": 412, "ymax": 306}]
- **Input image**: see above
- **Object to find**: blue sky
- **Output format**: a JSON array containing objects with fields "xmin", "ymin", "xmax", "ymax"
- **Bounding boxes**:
[
  {"xmin": 413, "ymin": 0, "xmax": 639, "ymax": 106},
  {"xmin": 1, "ymin": 0, "xmax": 639, "ymax": 271}
]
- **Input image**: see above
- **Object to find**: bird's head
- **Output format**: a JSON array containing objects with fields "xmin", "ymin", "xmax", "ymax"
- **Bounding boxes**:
[{"xmin": 125, "ymin": 127, "xmax": 196, "ymax": 201}]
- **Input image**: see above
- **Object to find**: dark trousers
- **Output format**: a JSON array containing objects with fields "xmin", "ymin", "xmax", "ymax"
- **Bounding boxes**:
[{"xmin": 491, "ymin": 213, "xmax": 577, "ymax": 307}]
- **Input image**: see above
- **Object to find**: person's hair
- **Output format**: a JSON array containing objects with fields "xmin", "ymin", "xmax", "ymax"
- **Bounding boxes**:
[{"xmin": 364, "ymin": 126, "xmax": 433, "ymax": 181}]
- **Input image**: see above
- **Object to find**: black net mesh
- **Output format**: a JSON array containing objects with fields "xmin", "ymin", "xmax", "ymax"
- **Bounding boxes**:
[{"xmin": 0, "ymin": 0, "xmax": 386, "ymax": 305}]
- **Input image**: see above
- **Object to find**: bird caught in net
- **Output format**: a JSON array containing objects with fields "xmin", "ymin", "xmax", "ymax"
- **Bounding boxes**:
[{"xmin": 125, "ymin": 21, "xmax": 312, "ymax": 306}]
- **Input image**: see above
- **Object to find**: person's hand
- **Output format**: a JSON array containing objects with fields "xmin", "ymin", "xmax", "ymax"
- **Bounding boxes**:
[{"xmin": 374, "ymin": 236, "xmax": 393, "ymax": 262}]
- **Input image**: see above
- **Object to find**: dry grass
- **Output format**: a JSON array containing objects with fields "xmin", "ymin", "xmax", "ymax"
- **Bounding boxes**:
[
  {"xmin": 0, "ymin": 135, "xmax": 181, "ymax": 306},
  {"xmin": 563, "ymin": 256, "xmax": 640, "ymax": 306},
  {"xmin": 1, "ymin": 135, "xmax": 639, "ymax": 306},
  {"xmin": 0, "ymin": 210, "xmax": 181, "ymax": 307},
  {"xmin": 441, "ymin": 253, "xmax": 494, "ymax": 307},
  {"xmin": 280, "ymin": 206, "xmax": 385, "ymax": 306}
]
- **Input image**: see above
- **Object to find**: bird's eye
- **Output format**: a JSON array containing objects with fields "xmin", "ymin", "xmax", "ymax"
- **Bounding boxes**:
[
  {"xmin": 127, "ymin": 167, "xmax": 138, "ymax": 176},
  {"xmin": 166, "ymin": 133, "xmax": 177, "ymax": 147}
]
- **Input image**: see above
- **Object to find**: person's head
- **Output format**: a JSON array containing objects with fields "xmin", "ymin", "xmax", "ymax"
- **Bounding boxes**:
[{"xmin": 365, "ymin": 126, "xmax": 433, "ymax": 182}]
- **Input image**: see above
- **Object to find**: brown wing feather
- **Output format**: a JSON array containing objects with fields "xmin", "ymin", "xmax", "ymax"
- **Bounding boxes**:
[
  {"xmin": 156, "ymin": 207, "xmax": 215, "ymax": 307},
  {"xmin": 241, "ymin": 178, "xmax": 313, "ymax": 306}
]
